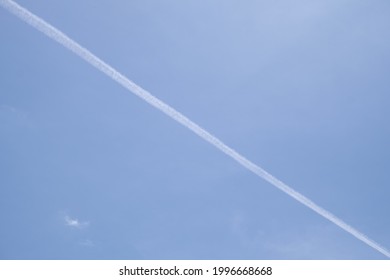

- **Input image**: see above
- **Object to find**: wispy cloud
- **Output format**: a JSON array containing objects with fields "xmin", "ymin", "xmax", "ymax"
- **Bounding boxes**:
[
  {"xmin": 64, "ymin": 215, "xmax": 89, "ymax": 229},
  {"xmin": 0, "ymin": 104, "xmax": 32, "ymax": 128},
  {"xmin": 263, "ymin": 224, "xmax": 342, "ymax": 259},
  {"xmin": 79, "ymin": 239, "xmax": 94, "ymax": 247},
  {"xmin": 230, "ymin": 211, "xmax": 266, "ymax": 251}
]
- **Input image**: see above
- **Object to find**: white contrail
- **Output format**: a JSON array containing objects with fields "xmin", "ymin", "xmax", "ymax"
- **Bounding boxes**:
[{"xmin": 1, "ymin": 0, "xmax": 389, "ymax": 258}]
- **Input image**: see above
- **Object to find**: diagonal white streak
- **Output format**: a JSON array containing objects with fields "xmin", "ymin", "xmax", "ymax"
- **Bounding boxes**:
[{"xmin": 1, "ymin": 0, "xmax": 389, "ymax": 258}]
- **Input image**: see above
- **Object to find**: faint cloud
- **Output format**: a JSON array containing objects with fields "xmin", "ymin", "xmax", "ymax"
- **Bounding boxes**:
[
  {"xmin": 64, "ymin": 215, "xmax": 89, "ymax": 229},
  {"xmin": 262, "ymin": 224, "xmax": 340, "ymax": 259},
  {"xmin": 230, "ymin": 211, "xmax": 265, "ymax": 249},
  {"xmin": 0, "ymin": 105, "xmax": 18, "ymax": 113},
  {"xmin": 0, "ymin": 104, "xmax": 32, "ymax": 128},
  {"xmin": 80, "ymin": 239, "xmax": 94, "ymax": 247}
]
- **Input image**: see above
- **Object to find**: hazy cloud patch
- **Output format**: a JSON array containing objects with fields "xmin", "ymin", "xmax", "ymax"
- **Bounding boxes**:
[{"xmin": 64, "ymin": 215, "xmax": 89, "ymax": 229}]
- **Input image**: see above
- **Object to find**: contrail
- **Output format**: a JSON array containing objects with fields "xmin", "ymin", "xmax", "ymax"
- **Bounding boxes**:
[{"xmin": 1, "ymin": 0, "xmax": 389, "ymax": 258}]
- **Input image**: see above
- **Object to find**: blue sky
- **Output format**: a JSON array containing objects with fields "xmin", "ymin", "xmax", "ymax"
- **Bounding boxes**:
[{"xmin": 1, "ymin": 0, "xmax": 389, "ymax": 259}]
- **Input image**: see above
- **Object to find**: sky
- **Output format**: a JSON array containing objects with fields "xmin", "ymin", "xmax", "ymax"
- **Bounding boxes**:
[{"xmin": 1, "ymin": 0, "xmax": 389, "ymax": 260}]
